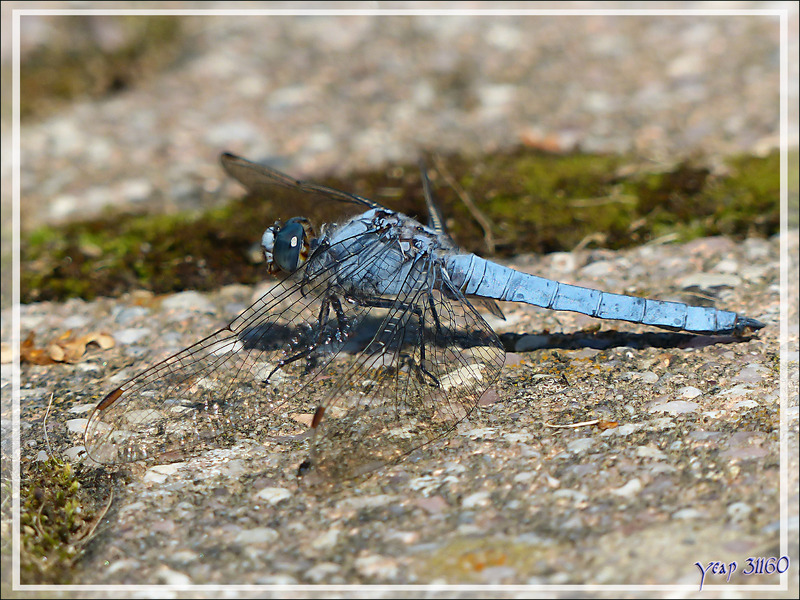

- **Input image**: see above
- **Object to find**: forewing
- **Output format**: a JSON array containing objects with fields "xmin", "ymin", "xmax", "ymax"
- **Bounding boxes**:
[
  {"xmin": 220, "ymin": 153, "xmax": 385, "ymax": 210},
  {"xmin": 301, "ymin": 258, "xmax": 506, "ymax": 483},
  {"xmin": 84, "ymin": 229, "xmax": 390, "ymax": 465},
  {"xmin": 419, "ymin": 159, "xmax": 448, "ymax": 238}
]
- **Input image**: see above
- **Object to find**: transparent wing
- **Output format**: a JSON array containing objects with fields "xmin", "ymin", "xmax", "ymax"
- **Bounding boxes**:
[
  {"xmin": 84, "ymin": 226, "xmax": 395, "ymax": 464},
  {"xmin": 419, "ymin": 159, "xmax": 449, "ymax": 238},
  {"xmin": 220, "ymin": 153, "xmax": 386, "ymax": 210},
  {"xmin": 300, "ymin": 257, "xmax": 506, "ymax": 483}
]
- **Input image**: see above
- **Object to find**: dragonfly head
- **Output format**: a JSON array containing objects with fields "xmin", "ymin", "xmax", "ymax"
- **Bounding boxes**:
[{"xmin": 262, "ymin": 217, "xmax": 316, "ymax": 274}]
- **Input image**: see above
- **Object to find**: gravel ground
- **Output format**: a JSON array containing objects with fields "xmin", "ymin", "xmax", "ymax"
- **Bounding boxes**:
[
  {"xmin": 2, "ymin": 1, "xmax": 798, "ymax": 597},
  {"xmin": 9, "ymin": 230, "xmax": 794, "ymax": 590}
]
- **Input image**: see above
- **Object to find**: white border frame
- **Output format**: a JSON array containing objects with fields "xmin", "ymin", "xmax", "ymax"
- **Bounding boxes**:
[{"xmin": 8, "ymin": 3, "xmax": 793, "ymax": 595}]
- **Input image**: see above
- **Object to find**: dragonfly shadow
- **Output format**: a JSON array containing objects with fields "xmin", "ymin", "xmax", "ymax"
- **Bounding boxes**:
[
  {"xmin": 239, "ymin": 314, "xmax": 497, "ymax": 355},
  {"xmin": 499, "ymin": 329, "xmax": 756, "ymax": 353},
  {"xmin": 238, "ymin": 320, "xmax": 754, "ymax": 357},
  {"xmin": 238, "ymin": 317, "xmax": 395, "ymax": 355}
]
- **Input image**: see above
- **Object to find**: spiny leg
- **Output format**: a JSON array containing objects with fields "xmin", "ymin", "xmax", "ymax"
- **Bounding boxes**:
[
  {"xmin": 412, "ymin": 291, "xmax": 448, "ymax": 386},
  {"xmin": 264, "ymin": 294, "xmax": 350, "ymax": 381},
  {"xmin": 398, "ymin": 352, "xmax": 440, "ymax": 388}
]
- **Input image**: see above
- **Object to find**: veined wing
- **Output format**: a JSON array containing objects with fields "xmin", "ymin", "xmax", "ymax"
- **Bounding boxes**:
[
  {"xmin": 84, "ymin": 225, "xmax": 397, "ymax": 465},
  {"xmin": 419, "ymin": 159, "xmax": 449, "ymax": 238},
  {"xmin": 298, "ymin": 253, "xmax": 506, "ymax": 483},
  {"xmin": 220, "ymin": 153, "xmax": 386, "ymax": 211}
]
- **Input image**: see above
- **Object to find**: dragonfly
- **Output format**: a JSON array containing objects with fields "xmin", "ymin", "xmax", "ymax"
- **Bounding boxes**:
[{"xmin": 84, "ymin": 153, "xmax": 765, "ymax": 481}]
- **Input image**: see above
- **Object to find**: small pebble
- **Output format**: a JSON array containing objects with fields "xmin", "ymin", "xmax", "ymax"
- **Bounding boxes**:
[
  {"xmin": 155, "ymin": 566, "xmax": 191, "ymax": 586},
  {"xmin": 234, "ymin": 527, "xmax": 280, "ymax": 545},
  {"xmin": 727, "ymin": 502, "xmax": 751, "ymax": 521},
  {"xmin": 311, "ymin": 527, "xmax": 340, "ymax": 550},
  {"xmin": 113, "ymin": 328, "xmax": 151, "ymax": 345},
  {"xmin": 636, "ymin": 446, "xmax": 666, "ymax": 459},
  {"xmin": 306, "ymin": 562, "xmax": 342, "ymax": 583},
  {"xmin": 354, "ymin": 555, "xmax": 399, "ymax": 579},
  {"xmin": 672, "ymin": 508, "xmax": 705, "ymax": 520},
  {"xmin": 649, "ymin": 401, "xmax": 699, "ymax": 415},
  {"xmin": 611, "ymin": 478, "xmax": 641, "ymax": 497},
  {"xmin": 678, "ymin": 386, "xmax": 703, "ymax": 399},
  {"xmin": 254, "ymin": 486, "xmax": 292, "ymax": 505},
  {"xmin": 65, "ymin": 418, "xmax": 89, "ymax": 434},
  {"xmin": 567, "ymin": 438, "xmax": 595, "ymax": 453},
  {"xmin": 679, "ymin": 273, "xmax": 742, "ymax": 291},
  {"xmin": 733, "ymin": 364, "xmax": 770, "ymax": 384},
  {"xmin": 461, "ymin": 491, "xmax": 492, "ymax": 508},
  {"xmin": 161, "ymin": 291, "xmax": 216, "ymax": 313},
  {"xmin": 552, "ymin": 489, "xmax": 588, "ymax": 503}
]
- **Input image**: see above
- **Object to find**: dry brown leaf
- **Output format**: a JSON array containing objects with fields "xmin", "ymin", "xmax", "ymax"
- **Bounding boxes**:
[
  {"xmin": 21, "ymin": 333, "xmax": 55, "ymax": 365},
  {"xmin": 59, "ymin": 339, "xmax": 86, "ymax": 362},
  {"xmin": 82, "ymin": 332, "xmax": 115, "ymax": 350},
  {"xmin": 46, "ymin": 343, "xmax": 66, "ymax": 362},
  {"xmin": 290, "ymin": 413, "xmax": 314, "ymax": 427},
  {"xmin": 21, "ymin": 331, "xmax": 116, "ymax": 365}
]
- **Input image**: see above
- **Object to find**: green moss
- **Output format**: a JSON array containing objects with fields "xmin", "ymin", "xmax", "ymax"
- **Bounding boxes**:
[
  {"xmin": 417, "ymin": 150, "xmax": 623, "ymax": 254},
  {"xmin": 21, "ymin": 147, "xmax": 781, "ymax": 303},
  {"xmin": 19, "ymin": 458, "xmax": 98, "ymax": 584}
]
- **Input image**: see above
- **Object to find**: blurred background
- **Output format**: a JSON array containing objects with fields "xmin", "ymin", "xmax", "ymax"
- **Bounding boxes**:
[{"xmin": 2, "ymin": 1, "xmax": 797, "ymax": 307}]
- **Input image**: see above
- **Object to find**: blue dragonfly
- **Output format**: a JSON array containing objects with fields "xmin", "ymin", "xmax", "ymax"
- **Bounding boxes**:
[{"xmin": 84, "ymin": 153, "xmax": 764, "ymax": 481}]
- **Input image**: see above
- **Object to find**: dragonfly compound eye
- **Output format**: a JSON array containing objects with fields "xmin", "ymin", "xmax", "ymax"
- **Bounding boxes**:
[{"xmin": 271, "ymin": 217, "xmax": 313, "ymax": 273}]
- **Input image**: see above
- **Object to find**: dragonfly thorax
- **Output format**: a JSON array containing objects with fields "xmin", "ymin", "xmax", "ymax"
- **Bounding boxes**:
[{"xmin": 262, "ymin": 216, "xmax": 316, "ymax": 274}]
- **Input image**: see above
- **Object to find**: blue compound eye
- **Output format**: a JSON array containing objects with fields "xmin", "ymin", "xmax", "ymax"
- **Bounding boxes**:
[{"xmin": 272, "ymin": 217, "xmax": 311, "ymax": 273}]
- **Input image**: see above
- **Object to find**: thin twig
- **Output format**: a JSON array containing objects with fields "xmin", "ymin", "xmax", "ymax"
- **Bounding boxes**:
[
  {"xmin": 645, "ymin": 232, "xmax": 681, "ymax": 246},
  {"xmin": 544, "ymin": 419, "xmax": 602, "ymax": 429},
  {"xmin": 432, "ymin": 155, "xmax": 497, "ymax": 254},
  {"xmin": 572, "ymin": 232, "xmax": 607, "ymax": 253},
  {"xmin": 33, "ymin": 503, "xmax": 47, "ymax": 538},
  {"xmin": 43, "ymin": 391, "xmax": 54, "ymax": 457},
  {"xmin": 74, "ymin": 489, "xmax": 114, "ymax": 548}
]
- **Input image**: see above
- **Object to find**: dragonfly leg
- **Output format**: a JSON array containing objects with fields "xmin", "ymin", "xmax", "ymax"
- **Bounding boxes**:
[
  {"xmin": 265, "ymin": 294, "xmax": 350, "ymax": 380},
  {"xmin": 426, "ymin": 292, "xmax": 444, "ymax": 335},
  {"xmin": 327, "ymin": 295, "xmax": 351, "ymax": 341},
  {"xmin": 406, "ymin": 293, "xmax": 448, "ymax": 387},
  {"xmin": 403, "ymin": 350, "xmax": 440, "ymax": 388},
  {"xmin": 265, "ymin": 343, "xmax": 317, "ymax": 382},
  {"xmin": 384, "ymin": 293, "xmax": 444, "ymax": 388}
]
